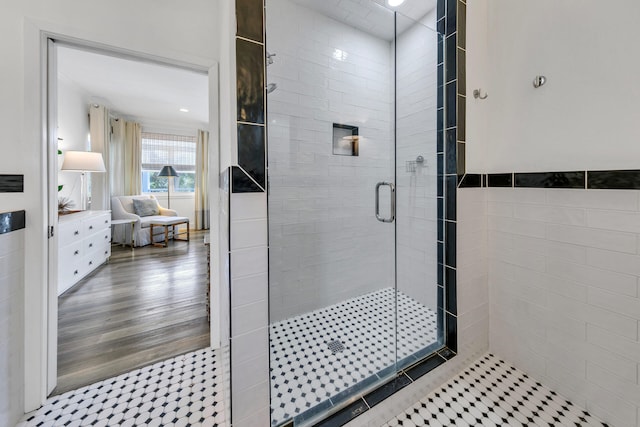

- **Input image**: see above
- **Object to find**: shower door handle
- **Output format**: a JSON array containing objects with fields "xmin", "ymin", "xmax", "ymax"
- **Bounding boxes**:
[{"xmin": 375, "ymin": 182, "xmax": 395, "ymax": 223}]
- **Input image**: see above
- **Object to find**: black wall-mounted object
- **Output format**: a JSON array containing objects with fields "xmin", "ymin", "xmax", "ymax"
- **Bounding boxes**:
[
  {"xmin": 0, "ymin": 174, "xmax": 24, "ymax": 193},
  {"xmin": 0, "ymin": 210, "xmax": 26, "ymax": 235}
]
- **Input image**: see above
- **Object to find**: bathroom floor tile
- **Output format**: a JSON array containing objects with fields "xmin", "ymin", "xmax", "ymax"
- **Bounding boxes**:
[
  {"xmin": 385, "ymin": 353, "xmax": 609, "ymax": 427},
  {"xmin": 17, "ymin": 348, "xmax": 227, "ymax": 427},
  {"xmin": 270, "ymin": 288, "xmax": 439, "ymax": 425}
]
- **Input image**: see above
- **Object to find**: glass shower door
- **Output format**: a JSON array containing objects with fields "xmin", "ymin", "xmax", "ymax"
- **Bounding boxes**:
[
  {"xmin": 266, "ymin": 1, "xmax": 442, "ymax": 425},
  {"xmin": 266, "ymin": 0, "xmax": 398, "ymax": 424},
  {"xmin": 394, "ymin": 13, "xmax": 443, "ymax": 369}
]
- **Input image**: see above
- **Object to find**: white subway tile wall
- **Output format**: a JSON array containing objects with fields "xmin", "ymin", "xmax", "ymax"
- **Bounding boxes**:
[
  {"xmin": 229, "ymin": 192, "xmax": 269, "ymax": 427},
  {"xmin": 488, "ymin": 187, "xmax": 640, "ymax": 427},
  {"xmin": 266, "ymin": 0, "xmax": 395, "ymax": 322},
  {"xmin": 395, "ymin": 10, "xmax": 439, "ymax": 310},
  {"xmin": 0, "ymin": 230, "xmax": 25, "ymax": 427}
]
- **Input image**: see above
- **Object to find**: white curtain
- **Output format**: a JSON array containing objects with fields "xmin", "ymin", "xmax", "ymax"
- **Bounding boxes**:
[
  {"xmin": 109, "ymin": 118, "xmax": 125, "ymax": 196},
  {"xmin": 89, "ymin": 105, "xmax": 110, "ymax": 210},
  {"xmin": 124, "ymin": 121, "xmax": 142, "ymax": 195},
  {"xmin": 195, "ymin": 129, "xmax": 210, "ymax": 230}
]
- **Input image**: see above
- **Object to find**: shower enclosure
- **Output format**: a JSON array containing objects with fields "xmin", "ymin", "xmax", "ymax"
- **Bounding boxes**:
[{"xmin": 266, "ymin": 0, "xmax": 443, "ymax": 424}]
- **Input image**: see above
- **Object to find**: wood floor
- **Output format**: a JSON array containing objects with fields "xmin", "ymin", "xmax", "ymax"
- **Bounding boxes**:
[{"xmin": 55, "ymin": 230, "xmax": 210, "ymax": 395}]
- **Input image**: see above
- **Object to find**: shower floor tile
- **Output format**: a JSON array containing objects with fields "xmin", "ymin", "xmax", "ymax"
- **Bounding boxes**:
[
  {"xmin": 269, "ymin": 287, "xmax": 438, "ymax": 425},
  {"xmin": 385, "ymin": 353, "xmax": 609, "ymax": 427},
  {"xmin": 17, "ymin": 348, "xmax": 226, "ymax": 427}
]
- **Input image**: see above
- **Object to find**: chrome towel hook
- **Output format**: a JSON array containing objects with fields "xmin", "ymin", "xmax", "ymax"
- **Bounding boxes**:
[
  {"xmin": 473, "ymin": 89, "xmax": 488, "ymax": 100},
  {"xmin": 533, "ymin": 75, "xmax": 546, "ymax": 88}
]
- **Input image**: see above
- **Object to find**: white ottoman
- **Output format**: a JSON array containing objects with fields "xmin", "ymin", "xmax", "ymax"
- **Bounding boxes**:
[{"xmin": 148, "ymin": 216, "xmax": 190, "ymax": 247}]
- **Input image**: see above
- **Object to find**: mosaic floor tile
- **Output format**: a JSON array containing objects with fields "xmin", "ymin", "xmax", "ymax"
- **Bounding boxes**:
[
  {"xmin": 18, "ymin": 348, "xmax": 226, "ymax": 427},
  {"xmin": 385, "ymin": 353, "xmax": 609, "ymax": 427},
  {"xmin": 269, "ymin": 288, "xmax": 439, "ymax": 425}
]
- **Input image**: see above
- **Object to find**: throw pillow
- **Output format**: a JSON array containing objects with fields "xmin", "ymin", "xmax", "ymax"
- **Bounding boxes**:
[{"xmin": 133, "ymin": 198, "xmax": 160, "ymax": 217}]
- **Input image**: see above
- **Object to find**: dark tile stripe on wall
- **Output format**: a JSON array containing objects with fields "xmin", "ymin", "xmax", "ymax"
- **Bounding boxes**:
[
  {"xmin": 236, "ymin": 0, "xmax": 264, "ymax": 42},
  {"xmin": 237, "ymin": 124, "xmax": 266, "ymax": 188},
  {"xmin": 442, "ymin": 0, "xmax": 459, "ymax": 359},
  {"xmin": 231, "ymin": 166, "xmax": 262, "ymax": 193},
  {"xmin": 457, "ymin": 173, "xmax": 481, "ymax": 188},
  {"xmin": 236, "ymin": 39, "xmax": 265, "ymax": 125},
  {"xmin": 515, "ymin": 171, "xmax": 584, "ymax": 188},
  {"xmin": 487, "ymin": 173, "xmax": 512, "ymax": 187},
  {"xmin": 0, "ymin": 210, "xmax": 26, "ymax": 235},
  {"xmin": 588, "ymin": 170, "xmax": 640, "ymax": 189},
  {"xmin": 460, "ymin": 170, "xmax": 640, "ymax": 190},
  {"xmin": 0, "ymin": 174, "xmax": 24, "ymax": 192},
  {"xmin": 233, "ymin": 0, "xmax": 266, "ymax": 194}
]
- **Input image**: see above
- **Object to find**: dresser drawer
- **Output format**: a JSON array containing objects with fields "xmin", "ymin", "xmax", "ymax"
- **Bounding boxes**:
[
  {"xmin": 58, "ymin": 222, "xmax": 83, "ymax": 248},
  {"xmin": 59, "ymin": 260, "xmax": 83, "ymax": 292},
  {"xmin": 83, "ymin": 214, "xmax": 111, "ymax": 234},
  {"xmin": 84, "ymin": 230, "xmax": 110, "ymax": 253},
  {"xmin": 59, "ymin": 241, "xmax": 83, "ymax": 263},
  {"xmin": 57, "ymin": 210, "xmax": 111, "ymax": 295},
  {"xmin": 82, "ymin": 249, "xmax": 109, "ymax": 277}
]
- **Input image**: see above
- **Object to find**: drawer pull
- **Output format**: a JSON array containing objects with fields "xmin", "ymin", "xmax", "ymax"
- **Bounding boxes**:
[
  {"xmin": 74, "ymin": 230, "xmax": 79, "ymax": 235},
  {"xmin": 74, "ymin": 250, "xmax": 79, "ymax": 255},
  {"xmin": 88, "ymin": 261, "xmax": 93, "ymax": 266},
  {"xmin": 73, "ymin": 270, "xmax": 78, "ymax": 275},
  {"xmin": 89, "ymin": 225, "xmax": 94, "ymax": 230},
  {"xmin": 89, "ymin": 243, "xmax": 93, "ymax": 248},
  {"xmin": 104, "ymin": 235, "xmax": 108, "ymax": 239},
  {"xmin": 104, "ymin": 250, "xmax": 108, "ymax": 255},
  {"xmin": 104, "ymin": 220, "xmax": 108, "ymax": 224}
]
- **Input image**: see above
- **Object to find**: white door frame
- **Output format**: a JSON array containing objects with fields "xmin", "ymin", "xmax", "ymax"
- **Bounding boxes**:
[{"xmin": 23, "ymin": 20, "xmax": 221, "ymax": 412}]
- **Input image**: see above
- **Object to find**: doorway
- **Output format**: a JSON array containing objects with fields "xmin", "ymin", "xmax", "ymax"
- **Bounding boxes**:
[{"xmin": 46, "ymin": 39, "xmax": 219, "ymax": 395}]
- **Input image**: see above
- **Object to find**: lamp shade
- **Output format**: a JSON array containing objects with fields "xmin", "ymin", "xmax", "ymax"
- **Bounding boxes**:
[
  {"xmin": 158, "ymin": 165, "xmax": 179, "ymax": 177},
  {"xmin": 61, "ymin": 151, "xmax": 106, "ymax": 172}
]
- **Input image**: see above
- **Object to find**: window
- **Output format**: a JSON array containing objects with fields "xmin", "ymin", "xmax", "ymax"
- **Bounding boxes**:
[{"xmin": 141, "ymin": 132, "xmax": 196, "ymax": 193}]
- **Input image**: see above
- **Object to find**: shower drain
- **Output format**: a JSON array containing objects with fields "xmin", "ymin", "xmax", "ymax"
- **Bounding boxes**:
[{"xmin": 327, "ymin": 340, "xmax": 345, "ymax": 354}]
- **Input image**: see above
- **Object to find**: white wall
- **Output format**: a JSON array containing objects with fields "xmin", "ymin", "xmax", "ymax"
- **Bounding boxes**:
[
  {"xmin": 229, "ymin": 192, "xmax": 270, "ymax": 426},
  {"xmin": 0, "ymin": 230, "xmax": 25, "ymax": 427},
  {"xmin": 57, "ymin": 77, "xmax": 90, "ymax": 210},
  {"xmin": 395, "ymin": 10, "xmax": 439, "ymax": 310},
  {"xmin": 462, "ymin": 2, "xmax": 640, "ymax": 426},
  {"xmin": 463, "ymin": 0, "xmax": 488, "ymax": 173},
  {"xmin": 467, "ymin": 0, "xmax": 640, "ymax": 173},
  {"xmin": 0, "ymin": 0, "xmax": 220, "ymax": 416},
  {"xmin": 266, "ymin": 0, "xmax": 395, "ymax": 321},
  {"xmin": 487, "ymin": 188, "xmax": 640, "ymax": 427}
]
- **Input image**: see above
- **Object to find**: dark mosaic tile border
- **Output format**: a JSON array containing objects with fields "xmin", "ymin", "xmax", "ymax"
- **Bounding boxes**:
[
  {"xmin": 0, "ymin": 210, "xmax": 26, "ymax": 235},
  {"xmin": 458, "ymin": 170, "xmax": 640, "ymax": 190},
  {"xmin": 0, "ymin": 174, "xmax": 24, "ymax": 193}
]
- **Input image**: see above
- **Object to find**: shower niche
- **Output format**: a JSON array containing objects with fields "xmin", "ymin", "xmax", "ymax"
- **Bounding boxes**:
[
  {"xmin": 332, "ymin": 123, "xmax": 359, "ymax": 156},
  {"xmin": 266, "ymin": 0, "xmax": 444, "ymax": 425}
]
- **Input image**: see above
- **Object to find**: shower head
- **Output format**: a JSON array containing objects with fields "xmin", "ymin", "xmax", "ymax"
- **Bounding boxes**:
[
  {"xmin": 266, "ymin": 51, "xmax": 276, "ymax": 66},
  {"xmin": 266, "ymin": 83, "xmax": 278, "ymax": 94}
]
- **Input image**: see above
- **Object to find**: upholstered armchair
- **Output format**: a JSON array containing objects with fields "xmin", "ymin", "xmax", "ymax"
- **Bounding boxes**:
[{"xmin": 111, "ymin": 195, "xmax": 177, "ymax": 246}]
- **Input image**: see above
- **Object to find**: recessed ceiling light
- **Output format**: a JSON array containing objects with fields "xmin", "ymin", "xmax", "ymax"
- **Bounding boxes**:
[
  {"xmin": 387, "ymin": 0, "xmax": 405, "ymax": 6},
  {"xmin": 179, "ymin": 108, "xmax": 189, "ymax": 113},
  {"xmin": 332, "ymin": 49, "xmax": 348, "ymax": 61}
]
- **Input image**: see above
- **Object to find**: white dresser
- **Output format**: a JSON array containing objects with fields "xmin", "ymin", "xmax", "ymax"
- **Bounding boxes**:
[{"xmin": 58, "ymin": 210, "xmax": 111, "ymax": 295}]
